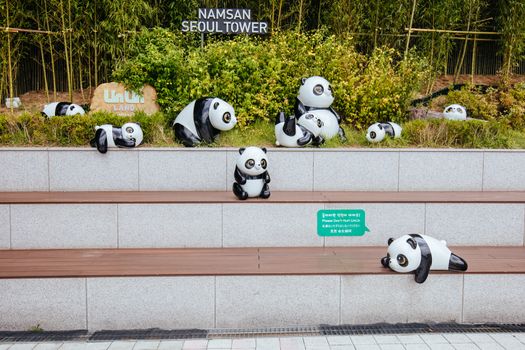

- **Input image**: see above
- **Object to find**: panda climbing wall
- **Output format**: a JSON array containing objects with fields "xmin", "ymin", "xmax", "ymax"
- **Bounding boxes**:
[
  {"xmin": 294, "ymin": 76, "xmax": 346, "ymax": 141},
  {"xmin": 173, "ymin": 97, "xmax": 237, "ymax": 147},
  {"xmin": 90, "ymin": 122, "xmax": 143, "ymax": 154},
  {"xmin": 381, "ymin": 234, "xmax": 468, "ymax": 283},
  {"xmin": 274, "ymin": 111, "xmax": 324, "ymax": 147},
  {"xmin": 233, "ymin": 147, "xmax": 271, "ymax": 200},
  {"xmin": 42, "ymin": 102, "xmax": 86, "ymax": 117}
]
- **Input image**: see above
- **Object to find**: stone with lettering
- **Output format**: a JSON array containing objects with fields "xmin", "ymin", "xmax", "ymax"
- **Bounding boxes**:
[{"xmin": 90, "ymin": 82, "xmax": 160, "ymax": 116}]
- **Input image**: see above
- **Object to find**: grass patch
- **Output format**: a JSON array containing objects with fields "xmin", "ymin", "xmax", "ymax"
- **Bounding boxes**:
[{"xmin": 0, "ymin": 111, "xmax": 523, "ymax": 149}]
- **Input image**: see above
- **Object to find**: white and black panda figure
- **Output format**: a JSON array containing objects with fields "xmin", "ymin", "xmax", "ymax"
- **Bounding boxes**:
[
  {"xmin": 173, "ymin": 97, "xmax": 236, "ymax": 147},
  {"xmin": 366, "ymin": 122, "xmax": 402, "ymax": 143},
  {"xmin": 294, "ymin": 76, "xmax": 346, "ymax": 141},
  {"xmin": 233, "ymin": 147, "xmax": 270, "ymax": 200},
  {"xmin": 274, "ymin": 112, "xmax": 324, "ymax": 147},
  {"xmin": 90, "ymin": 122, "xmax": 143, "ymax": 154},
  {"xmin": 443, "ymin": 104, "xmax": 467, "ymax": 120},
  {"xmin": 381, "ymin": 234, "xmax": 468, "ymax": 284},
  {"xmin": 42, "ymin": 102, "xmax": 85, "ymax": 118}
]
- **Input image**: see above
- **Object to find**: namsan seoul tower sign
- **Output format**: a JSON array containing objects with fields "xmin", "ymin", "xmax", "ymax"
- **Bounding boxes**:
[{"xmin": 182, "ymin": 8, "xmax": 268, "ymax": 34}]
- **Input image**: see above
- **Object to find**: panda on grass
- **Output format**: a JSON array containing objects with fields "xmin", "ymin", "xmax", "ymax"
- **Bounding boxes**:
[
  {"xmin": 42, "ymin": 102, "xmax": 85, "ymax": 118},
  {"xmin": 173, "ymin": 97, "xmax": 236, "ymax": 147},
  {"xmin": 294, "ymin": 76, "xmax": 346, "ymax": 141},
  {"xmin": 274, "ymin": 111, "xmax": 324, "ymax": 147},
  {"xmin": 233, "ymin": 147, "xmax": 271, "ymax": 200}
]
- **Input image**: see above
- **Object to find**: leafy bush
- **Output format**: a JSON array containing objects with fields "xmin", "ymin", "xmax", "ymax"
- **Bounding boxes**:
[
  {"xmin": 402, "ymin": 119, "xmax": 513, "ymax": 148},
  {"xmin": 113, "ymin": 28, "xmax": 431, "ymax": 129},
  {"xmin": 0, "ymin": 112, "xmax": 172, "ymax": 146},
  {"xmin": 499, "ymin": 83, "xmax": 525, "ymax": 130},
  {"xmin": 445, "ymin": 86, "xmax": 500, "ymax": 121}
]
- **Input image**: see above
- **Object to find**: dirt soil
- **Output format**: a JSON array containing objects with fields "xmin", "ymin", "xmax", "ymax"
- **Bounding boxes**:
[{"xmin": 0, "ymin": 88, "xmax": 95, "ymax": 115}]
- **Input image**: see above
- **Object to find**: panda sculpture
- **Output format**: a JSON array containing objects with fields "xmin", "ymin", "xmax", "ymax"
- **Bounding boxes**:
[
  {"xmin": 443, "ymin": 104, "xmax": 467, "ymax": 120},
  {"xmin": 275, "ymin": 111, "xmax": 324, "ymax": 147},
  {"xmin": 173, "ymin": 97, "xmax": 236, "ymax": 147},
  {"xmin": 233, "ymin": 147, "xmax": 270, "ymax": 200},
  {"xmin": 381, "ymin": 234, "xmax": 468, "ymax": 284},
  {"xmin": 294, "ymin": 76, "xmax": 346, "ymax": 141},
  {"xmin": 366, "ymin": 122, "xmax": 402, "ymax": 143},
  {"xmin": 42, "ymin": 102, "xmax": 85, "ymax": 118},
  {"xmin": 90, "ymin": 122, "xmax": 143, "ymax": 154}
]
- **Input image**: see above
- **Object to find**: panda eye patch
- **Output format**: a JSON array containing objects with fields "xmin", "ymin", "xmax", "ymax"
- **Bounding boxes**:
[
  {"xmin": 397, "ymin": 254, "xmax": 408, "ymax": 267},
  {"xmin": 245, "ymin": 159, "xmax": 255, "ymax": 169},
  {"xmin": 223, "ymin": 112, "xmax": 231, "ymax": 123},
  {"xmin": 70, "ymin": 106, "xmax": 75, "ymax": 110},
  {"xmin": 313, "ymin": 84, "xmax": 324, "ymax": 96},
  {"xmin": 126, "ymin": 127, "xmax": 134, "ymax": 133},
  {"xmin": 214, "ymin": 102, "xmax": 219, "ymax": 110},
  {"xmin": 261, "ymin": 159, "xmax": 267, "ymax": 169},
  {"xmin": 370, "ymin": 131, "xmax": 376, "ymax": 139}
]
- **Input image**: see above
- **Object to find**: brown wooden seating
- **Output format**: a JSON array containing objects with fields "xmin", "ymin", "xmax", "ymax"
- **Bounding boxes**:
[
  {"xmin": 0, "ymin": 246, "xmax": 524, "ymax": 278},
  {"xmin": 1, "ymin": 191, "xmax": 525, "ymax": 204}
]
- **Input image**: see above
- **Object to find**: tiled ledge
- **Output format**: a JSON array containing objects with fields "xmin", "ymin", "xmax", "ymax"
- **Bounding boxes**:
[{"xmin": 0, "ymin": 148, "xmax": 524, "ymax": 192}]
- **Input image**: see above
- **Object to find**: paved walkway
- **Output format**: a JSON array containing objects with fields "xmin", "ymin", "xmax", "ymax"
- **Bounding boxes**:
[{"xmin": 1, "ymin": 333, "xmax": 525, "ymax": 350}]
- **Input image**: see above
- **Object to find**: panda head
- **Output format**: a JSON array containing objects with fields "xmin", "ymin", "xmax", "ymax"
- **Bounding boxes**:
[
  {"xmin": 208, "ymin": 98, "xmax": 237, "ymax": 131},
  {"xmin": 366, "ymin": 123, "xmax": 386, "ymax": 143},
  {"xmin": 297, "ymin": 76, "xmax": 334, "ymax": 108},
  {"xmin": 65, "ymin": 104, "xmax": 86, "ymax": 116},
  {"xmin": 298, "ymin": 112, "xmax": 323, "ymax": 137},
  {"xmin": 121, "ymin": 122, "xmax": 144, "ymax": 146},
  {"xmin": 443, "ymin": 104, "xmax": 467, "ymax": 120},
  {"xmin": 381, "ymin": 235, "xmax": 421, "ymax": 273},
  {"xmin": 236, "ymin": 147, "xmax": 268, "ymax": 176}
]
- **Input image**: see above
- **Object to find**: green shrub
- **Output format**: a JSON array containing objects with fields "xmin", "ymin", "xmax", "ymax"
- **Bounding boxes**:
[
  {"xmin": 445, "ymin": 86, "xmax": 500, "ymax": 121},
  {"xmin": 499, "ymin": 82, "xmax": 525, "ymax": 130},
  {"xmin": 113, "ymin": 28, "xmax": 431, "ymax": 129},
  {"xmin": 402, "ymin": 119, "xmax": 512, "ymax": 148},
  {"xmin": 0, "ymin": 112, "xmax": 172, "ymax": 146}
]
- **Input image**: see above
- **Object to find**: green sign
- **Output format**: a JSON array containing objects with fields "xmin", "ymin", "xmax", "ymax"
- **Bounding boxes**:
[{"xmin": 317, "ymin": 209, "xmax": 370, "ymax": 236}]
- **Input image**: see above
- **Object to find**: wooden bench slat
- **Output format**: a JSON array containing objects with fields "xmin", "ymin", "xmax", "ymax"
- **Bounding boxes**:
[
  {"xmin": 0, "ymin": 246, "xmax": 524, "ymax": 278},
  {"xmin": 1, "ymin": 191, "xmax": 525, "ymax": 204}
]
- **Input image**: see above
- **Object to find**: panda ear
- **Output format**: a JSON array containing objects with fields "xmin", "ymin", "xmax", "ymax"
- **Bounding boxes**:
[
  {"xmin": 301, "ymin": 78, "xmax": 306, "ymax": 85},
  {"xmin": 387, "ymin": 238, "xmax": 394, "ymax": 246},
  {"xmin": 135, "ymin": 122, "xmax": 141, "ymax": 126},
  {"xmin": 214, "ymin": 102, "xmax": 219, "ymax": 110},
  {"xmin": 238, "ymin": 148, "xmax": 245, "ymax": 155},
  {"xmin": 261, "ymin": 147, "xmax": 267, "ymax": 154},
  {"xmin": 407, "ymin": 237, "xmax": 417, "ymax": 249}
]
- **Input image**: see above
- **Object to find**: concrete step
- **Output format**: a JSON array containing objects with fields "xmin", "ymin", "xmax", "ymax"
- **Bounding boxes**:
[
  {"xmin": 1, "ymin": 148, "xmax": 525, "ymax": 192},
  {"xmin": 0, "ymin": 247, "xmax": 524, "ymax": 331},
  {"xmin": 0, "ymin": 191, "xmax": 524, "ymax": 249}
]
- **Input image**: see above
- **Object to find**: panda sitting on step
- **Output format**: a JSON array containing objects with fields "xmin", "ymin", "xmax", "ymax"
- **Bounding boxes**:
[
  {"xmin": 90, "ymin": 122, "xmax": 143, "ymax": 154},
  {"xmin": 233, "ymin": 147, "xmax": 270, "ymax": 200},
  {"xmin": 381, "ymin": 234, "xmax": 468, "ymax": 284},
  {"xmin": 173, "ymin": 97, "xmax": 236, "ymax": 147},
  {"xmin": 42, "ymin": 102, "xmax": 85, "ymax": 118},
  {"xmin": 294, "ymin": 76, "xmax": 346, "ymax": 141},
  {"xmin": 274, "ymin": 111, "xmax": 324, "ymax": 147}
]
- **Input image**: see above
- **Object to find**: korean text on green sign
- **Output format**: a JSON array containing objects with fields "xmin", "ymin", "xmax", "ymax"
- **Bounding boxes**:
[{"xmin": 317, "ymin": 209, "xmax": 370, "ymax": 237}]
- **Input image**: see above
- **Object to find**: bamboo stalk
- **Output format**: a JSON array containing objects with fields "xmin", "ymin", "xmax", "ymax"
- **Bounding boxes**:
[
  {"xmin": 454, "ymin": 1, "xmax": 473, "ymax": 83},
  {"xmin": 471, "ymin": 34, "xmax": 477, "ymax": 83},
  {"xmin": 44, "ymin": 0, "xmax": 57, "ymax": 100},
  {"xmin": 405, "ymin": 0, "xmax": 417, "ymax": 58},
  {"xmin": 6, "ymin": 0, "xmax": 14, "ymax": 113},
  {"xmin": 59, "ymin": 0, "xmax": 72, "ymax": 101},
  {"xmin": 405, "ymin": 27, "xmax": 501, "ymax": 35},
  {"xmin": 68, "ymin": 0, "xmax": 74, "ymax": 92},
  {"xmin": 0, "ymin": 27, "xmax": 59, "ymax": 34}
]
